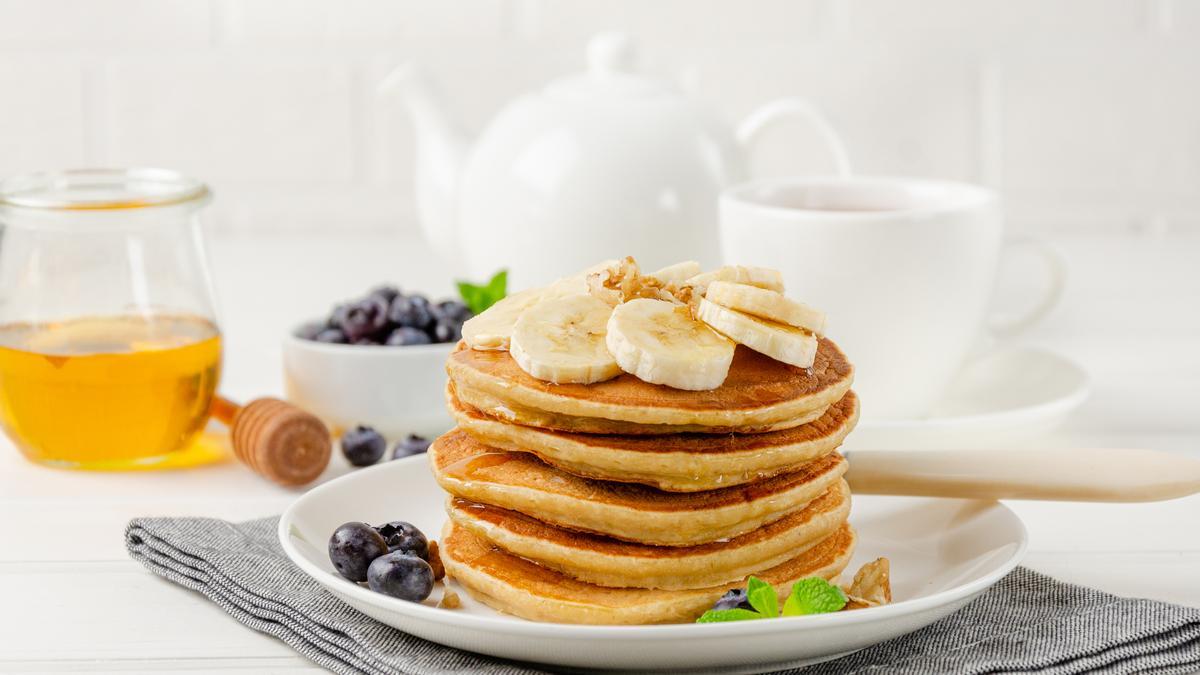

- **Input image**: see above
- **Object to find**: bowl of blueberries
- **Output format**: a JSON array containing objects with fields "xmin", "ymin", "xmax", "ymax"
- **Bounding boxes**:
[{"xmin": 283, "ymin": 284, "xmax": 475, "ymax": 440}]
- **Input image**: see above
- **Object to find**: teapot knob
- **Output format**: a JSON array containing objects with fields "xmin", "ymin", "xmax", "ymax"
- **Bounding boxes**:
[{"xmin": 587, "ymin": 32, "xmax": 636, "ymax": 75}]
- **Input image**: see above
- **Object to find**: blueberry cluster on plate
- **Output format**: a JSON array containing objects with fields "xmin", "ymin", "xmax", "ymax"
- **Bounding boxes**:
[
  {"xmin": 328, "ymin": 520, "xmax": 440, "ymax": 602},
  {"xmin": 298, "ymin": 286, "xmax": 473, "ymax": 346}
]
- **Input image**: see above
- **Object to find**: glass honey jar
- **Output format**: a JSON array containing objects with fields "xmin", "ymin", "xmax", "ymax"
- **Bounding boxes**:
[{"xmin": 0, "ymin": 168, "xmax": 223, "ymax": 469}]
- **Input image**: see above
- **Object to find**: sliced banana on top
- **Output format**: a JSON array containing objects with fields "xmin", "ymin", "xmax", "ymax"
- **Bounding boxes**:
[
  {"xmin": 606, "ymin": 298, "xmax": 735, "ymax": 391},
  {"xmin": 697, "ymin": 297, "xmax": 817, "ymax": 368},
  {"xmin": 647, "ymin": 260, "xmax": 702, "ymax": 285},
  {"xmin": 461, "ymin": 288, "xmax": 543, "ymax": 350},
  {"xmin": 705, "ymin": 281, "xmax": 826, "ymax": 335},
  {"xmin": 509, "ymin": 294, "xmax": 622, "ymax": 385},
  {"xmin": 685, "ymin": 265, "xmax": 784, "ymax": 295}
]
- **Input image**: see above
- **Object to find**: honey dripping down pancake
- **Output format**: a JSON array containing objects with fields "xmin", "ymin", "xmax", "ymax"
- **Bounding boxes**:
[
  {"xmin": 428, "ymin": 430, "xmax": 848, "ymax": 546},
  {"xmin": 449, "ymin": 385, "xmax": 859, "ymax": 492},
  {"xmin": 445, "ymin": 338, "xmax": 853, "ymax": 433},
  {"xmin": 447, "ymin": 480, "xmax": 851, "ymax": 590},
  {"xmin": 440, "ymin": 521, "xmax": 857, "ymax": 625}
]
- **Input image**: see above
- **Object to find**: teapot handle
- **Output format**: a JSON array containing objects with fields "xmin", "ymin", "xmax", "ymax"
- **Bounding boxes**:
[{"xmin": 736, "ymin": 98, "xmax": 852, "ymax": 177}]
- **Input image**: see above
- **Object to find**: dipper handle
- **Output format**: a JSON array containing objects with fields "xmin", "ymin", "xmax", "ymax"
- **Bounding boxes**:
[
  {"xmin": 212, "ymin": 396, "xmax": 332, "ymax": 487},
  {"xmin": 844, "ymin": 447, "xmax": 1200, "ymax": 502}
]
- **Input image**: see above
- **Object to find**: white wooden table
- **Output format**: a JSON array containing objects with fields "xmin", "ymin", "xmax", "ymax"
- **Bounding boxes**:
[{"xmin": 2, "ymin": 231, "xmax": 1198, "ymax": 673}]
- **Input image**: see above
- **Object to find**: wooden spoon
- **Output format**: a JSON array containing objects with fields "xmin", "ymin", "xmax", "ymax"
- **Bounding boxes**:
[{"xmin": 844, "ymin": 448, "xmax": 1200, "ymax": 502}]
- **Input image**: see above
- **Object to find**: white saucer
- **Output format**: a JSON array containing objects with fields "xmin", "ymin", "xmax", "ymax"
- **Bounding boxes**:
[
  {"xmin": 849, "ymin": 346, "xmax": 1090, "ymax": 451},
  {"xmin": 280, "ymin": 456, "xmax": 1028, "ymax": 672}
]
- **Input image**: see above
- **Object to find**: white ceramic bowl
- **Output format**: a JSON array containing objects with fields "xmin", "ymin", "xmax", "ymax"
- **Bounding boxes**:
[{"xmin": 282, "ymin": 330, "xmax": 454, "ymax": 439}]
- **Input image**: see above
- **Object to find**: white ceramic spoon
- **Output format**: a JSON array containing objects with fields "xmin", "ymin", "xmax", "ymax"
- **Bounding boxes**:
[{"xmin": 845, "ymin": 447, "xmax": 1200, "ymax": 502}]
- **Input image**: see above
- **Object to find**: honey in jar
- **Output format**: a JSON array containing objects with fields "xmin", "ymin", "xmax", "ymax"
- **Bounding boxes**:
[
  {"xmin": 0, "ymin": 314, "xmax": 222, "ymax": 469},
  {"xmin": 0, "ymin": 168, "xmax": 224, "ymax": 470}
]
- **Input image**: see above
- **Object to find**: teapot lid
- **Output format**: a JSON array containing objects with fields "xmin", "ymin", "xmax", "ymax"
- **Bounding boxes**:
[{"xmin": 543, "ymin": 32, "xmax": 678, "ymax": 102}]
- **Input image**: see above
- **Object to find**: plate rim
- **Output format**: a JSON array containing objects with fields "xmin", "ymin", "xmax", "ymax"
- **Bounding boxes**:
[{"xmin": 278, "ymin": 456, "xmax": 1029, "ymax": 640}]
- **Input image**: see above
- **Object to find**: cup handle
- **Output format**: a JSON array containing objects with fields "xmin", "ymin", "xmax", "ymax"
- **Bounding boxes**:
[
  {"xmin": 987, "ymin": 234, "xmax": 1068, "ymax": 338},
  {"xmin": 735, "ymin": 97, "xmax": 853, "ymax": 177}
]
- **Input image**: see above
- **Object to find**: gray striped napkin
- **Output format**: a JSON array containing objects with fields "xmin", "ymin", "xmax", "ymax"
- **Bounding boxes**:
[{"xmin": 126, "ymin": 516, "xmax": 1200, "ymax": 674}]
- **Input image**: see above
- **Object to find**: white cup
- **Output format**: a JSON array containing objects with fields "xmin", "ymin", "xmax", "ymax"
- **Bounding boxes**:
[{"xmin": 719, "ymin": 175, "xmax": 1064, "ymax": 420}]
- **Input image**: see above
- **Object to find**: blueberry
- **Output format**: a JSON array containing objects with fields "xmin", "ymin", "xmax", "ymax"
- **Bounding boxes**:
[
  {"xmin": 328, "ymin": 303, "xmax": 350, "ymax": 328},
  {"xmin": 339, "ymin": 296, "xmax": 390, "ymax": 342},
  {"xmin": 432, "ymin": 299, "xmax": 473, "ymax": 323},
  {"xmin": 328, "ymin": 521, "xmax": 389, "ymax": 582},
  {"xmin": 374, "ymin": 520, "xmax": 429, "ymax": 559},
  {"xmin": 385, "ymin": 326, "xmax": 431, "ymax": 346},
  {"xmin": 431, "ymin": 317, "xmax": 462, "ymax": 343},
  {"xmin": 391, "ymin": 434, "xmax": 431, "ymax": 459},
  {"xmin": 367, "ymin": 551, "xmax": 434, "ymax": 602},
  {"xmin": 341, "ymin": 425, "xmax": 386, "ymax": 466},
  {"xmin": 369, "ymin": 285, "xmax": 401, "ymax": 304},
  {"xmin": 314, "ymin": 327, "xmax": 348, "ymax": 344},
  {"xmin": 387, "ymin": 295, "xmax": 433, "ymax": 329},
  {"xmin": 712, "ymin": 588, "xmax": 754, "ymax": 611},
  {"xmin": 296, "ymin": 321, "xmax": 325, "ymax": 340}
]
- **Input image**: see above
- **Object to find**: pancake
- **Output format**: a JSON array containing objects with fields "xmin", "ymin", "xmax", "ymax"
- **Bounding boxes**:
[
  {"xmin": 429, "ymin": 429, "xmax": 848, "ymax": 546},
  {"xmin": 441, "ymin": 521, "xmax": 857, "ymax": 625},
  {"xmin": 446, "ymin": 338, "xmax": 853, "ymax": 433},
  {"xmin": 451, "ymin": 380, "xmax": 826, "ymax": 435},
  {"xmin": 450, "ymin": 386, "xmax": 859, "ymax": 492},
  {"xmin": 447, "ymin": 480, "xmax": 851, "ymax": 590}
]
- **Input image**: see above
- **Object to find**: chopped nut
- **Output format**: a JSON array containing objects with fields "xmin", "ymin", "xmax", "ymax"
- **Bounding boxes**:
[
  {"xmin": 438, "ymin": 589, "xmax": 461, "ymax": 609},
  {"xmin": 587, "ymin": 256, "xmax": 697, "ymax": 307},
  {"xmin": 841, "ymin": 595, "xmax": 880, "ymax": 611},
  {"xmin": 428, "ymin": 540, "xmax": 445, "ymax": 581},
  {"xmin": 847, "ymin": 558, "xmax": 892, "ymax": 606}
]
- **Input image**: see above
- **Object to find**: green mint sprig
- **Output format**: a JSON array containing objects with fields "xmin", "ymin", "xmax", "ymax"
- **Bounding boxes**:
[
  {"xmin": 783, "ymin": 577, "xmax": 848, "ymax": 616},
  {"xmin": 695, "ymin": 576, "xmax": 847, "ymax": 623},
  {"xmin": 456, "ymin": 269, "xmax": 507, "ymax": 315}
]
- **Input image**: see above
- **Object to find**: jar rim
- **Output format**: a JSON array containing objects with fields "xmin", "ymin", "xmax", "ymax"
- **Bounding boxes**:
[{"xmin": 0, "ymin": 168, "xmax": 210, "ymax": 210}]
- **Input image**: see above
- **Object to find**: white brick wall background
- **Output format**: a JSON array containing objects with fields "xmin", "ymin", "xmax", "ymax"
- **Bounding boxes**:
[{"xmin": 1, "ymin": 0, "xmax": 1197, "ymax": 235}]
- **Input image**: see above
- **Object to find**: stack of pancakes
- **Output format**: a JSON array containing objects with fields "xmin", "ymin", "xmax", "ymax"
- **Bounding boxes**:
[{"xmin": 431, "ymin": 337, "xmax": 859, "ymax": 624}]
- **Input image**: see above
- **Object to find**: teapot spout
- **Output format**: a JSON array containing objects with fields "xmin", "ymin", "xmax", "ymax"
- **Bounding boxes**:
[{"xmin": 379, "ymin": 63, "xmax": 471, "ymax": 263}]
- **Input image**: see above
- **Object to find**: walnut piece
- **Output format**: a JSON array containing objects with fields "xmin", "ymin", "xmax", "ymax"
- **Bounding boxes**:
[
  {"xmin": 427, "ymin": 540, "xmax": 445, "ymax": 581},
  {"xmin": 438, "ymin": 589, "xmax": 462, "ymax": 609},
  {"xmin": 844, "ymin": 557, "xmax": 892, "ymax": 608}
]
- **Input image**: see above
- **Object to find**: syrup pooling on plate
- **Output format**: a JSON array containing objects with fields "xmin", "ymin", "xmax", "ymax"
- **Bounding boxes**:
[{"xmin": 0, "ymin": 314, "xmax": 221, "ymax": 467}]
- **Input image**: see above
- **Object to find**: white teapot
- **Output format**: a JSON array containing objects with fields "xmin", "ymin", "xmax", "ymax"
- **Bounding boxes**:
[{"xmin": 382, "ymin": 32, "xmax": 847, "ymax": 289}]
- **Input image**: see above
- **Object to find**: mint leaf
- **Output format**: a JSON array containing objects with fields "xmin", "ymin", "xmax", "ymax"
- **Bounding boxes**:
[
  {"xmin": 745, "ymin": 575, "xmax": 779, "ymax": 618},
  {"xmin": 782, "ymin": 577, "xmax": 848, "ymax": 616},
  {"xmin": 695, "ymin": 608, "xmax": 764, "ymax": 623},
  {"xmin": 456, "ymin": 269, "xmax": 507, "ymax": 315}
]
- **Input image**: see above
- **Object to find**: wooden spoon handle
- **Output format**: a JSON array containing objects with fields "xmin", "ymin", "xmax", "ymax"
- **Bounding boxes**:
[{"xmin": 844, "ymin": 447, "xmax": 1200, "ymax": 502}]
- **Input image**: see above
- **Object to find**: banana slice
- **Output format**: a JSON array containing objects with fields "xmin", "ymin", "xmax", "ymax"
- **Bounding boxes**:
[
  {"xmin": 705, "ymin": 281, "xmax": 826, "ymax": 335},
  {"xmin": 606, "ymin": 298, "xmax": 735, "ymax": 391},
  {"xmin": 461, "ymin": 261, "xmax": 620, "ymax": 351},
  {"xmin": 697, "ymin": 297, "xmax": 817, "ymax": 368},
  {"xmin": 461, "ymin": 288, "xmax": 543, "ymax": 350},
  {"xmin": 647, "ymin": 260, "xmax": 701, "ymax": 285},
  {"xmin": 685, "ymin": 265, "xmax": 784, "ymax": 294},
  {"xmin": 509, "ymin": 294, "xmax": 622, "ymax": 384}
]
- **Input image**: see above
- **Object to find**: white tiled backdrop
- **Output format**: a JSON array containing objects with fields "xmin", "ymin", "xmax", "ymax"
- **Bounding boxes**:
[{"xmin": 1, "ymin": 0, "xmax": 1198, "ymax": 235}]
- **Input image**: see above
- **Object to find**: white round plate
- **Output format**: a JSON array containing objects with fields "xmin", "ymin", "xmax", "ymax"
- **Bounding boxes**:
[
  {"xmin": 850, "ymin": 346, "xmax": 1089, "ymax": 451},
  {"xmin": 280, "ymin": 456, "xmax": 1027, "ymax": 672}
]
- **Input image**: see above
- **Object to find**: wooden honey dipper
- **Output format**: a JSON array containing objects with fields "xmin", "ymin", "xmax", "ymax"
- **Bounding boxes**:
[{"xmin": 210, "ymin": 395, "xmax": 332, "ymax": 487}]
